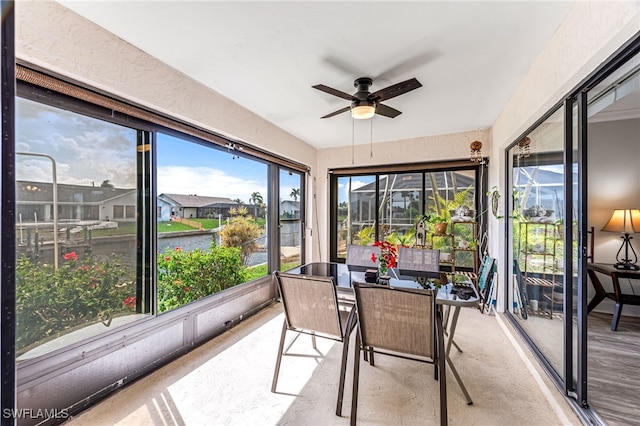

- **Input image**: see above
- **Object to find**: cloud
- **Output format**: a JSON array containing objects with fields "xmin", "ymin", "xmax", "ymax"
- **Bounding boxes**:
[
  {"xmin": 339, "ymin": 178, "xmax": 371, "ymax": 202},
  {"xmin": 158, "ymin": 166, "xmax": 267, "ymax": 200},
  {"xmin": 16, "ymin": 97, "xmax": 137, "ymax": 188}
]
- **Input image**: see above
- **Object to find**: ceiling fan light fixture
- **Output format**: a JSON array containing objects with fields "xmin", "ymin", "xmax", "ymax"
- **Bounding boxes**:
[{"xmin": 351, "ymin": 103, "xmax": 375, "ymax": 119}]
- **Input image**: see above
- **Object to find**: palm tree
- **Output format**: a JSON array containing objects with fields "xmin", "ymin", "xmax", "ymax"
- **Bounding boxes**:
[
  {"xmin": 249, "ymin": 192, "xmax": 263, "ymax": 216},
  {"xmin": 290, "ymin": 188, "xmax": 300, "ymax": 202},
  {"xmin": 232, "ymin": 198, "xmax": 244, "ymax": 205}
]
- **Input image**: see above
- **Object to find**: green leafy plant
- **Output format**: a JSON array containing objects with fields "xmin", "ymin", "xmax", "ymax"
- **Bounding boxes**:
[
  {"xmin": 157, "ymin": 243, "xmax": 247, "ymax": 312},
  {"xmin": 16, "ymin": 252, "xmax": 135, "ymax": 354},
  {"xmin": 386, "ymin": 229, "xmax": 416, "ymax": 247},
  {"xmin": 355, "ymin": 225, "xmax": 375, "ymax": 246},
  {"xmin": 428, "ymin": 186, "xmax": 474, "ymax": 221},
  {"xmin": 428, "ymin": 214, "xmax": 447, "ymax": 224}
]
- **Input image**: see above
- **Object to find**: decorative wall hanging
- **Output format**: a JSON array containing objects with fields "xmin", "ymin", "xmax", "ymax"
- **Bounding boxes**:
[
  {"xmin": 518, "ymin": 136, "xmax": 531, "ymax": 158},
  {"xmin": 469, "ymin": 140, "xmax": 483, "ymax": 162}
]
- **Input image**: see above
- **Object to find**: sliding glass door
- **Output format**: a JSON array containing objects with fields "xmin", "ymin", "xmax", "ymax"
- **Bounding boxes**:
[{"xmin": 505, "ymin": 40, "xmax": 640, "ymax": 423}]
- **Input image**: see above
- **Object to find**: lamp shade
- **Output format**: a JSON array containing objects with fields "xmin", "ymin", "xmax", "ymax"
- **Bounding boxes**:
[
  {"xmin": 601, "ymin": 209, "xmax": 640, "ymax": 233},
  {"xmin": 351, "ymin": 104, "xmax": 375, "ymax": 119}
]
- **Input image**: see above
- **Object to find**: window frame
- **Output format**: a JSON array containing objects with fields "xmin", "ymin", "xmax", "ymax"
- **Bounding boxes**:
[
  {"xmin": 14, "ymin": 64, "xmax": 309, "ymax": 357},
  {"xmin": 329, "ymin": 160, "xmax": 488, "ymax": 263}
]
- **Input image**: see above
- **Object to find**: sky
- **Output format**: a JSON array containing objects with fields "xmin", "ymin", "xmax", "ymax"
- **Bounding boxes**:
[
  {"xmin": 15, "ymin": 97, "xmax": 300, "ymax": 203},
  {"xmin": 16, "ymin": 98, "xmax": 137, "ymax": 188},
  {"xmin": 337, "ymin": 176, "xmax": 374, "ymax": 204},
  {"xmin": 157, "ymin": 133, "xmax": 270, "ymax": 202}
]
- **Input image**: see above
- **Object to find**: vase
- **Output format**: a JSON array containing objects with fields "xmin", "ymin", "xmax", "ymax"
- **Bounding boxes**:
[{"xmin": 378, "ymin": 262, "xmax": 389, "ymax": 277}]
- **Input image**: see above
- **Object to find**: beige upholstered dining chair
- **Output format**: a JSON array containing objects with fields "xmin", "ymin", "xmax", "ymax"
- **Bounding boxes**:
[
  {"xmin": 271, "ymin": 271, "xmax": 357, "ymax": 416},
  {"xmin": 346, "ymin": 244, "xmax": 380, "ymax": 270},
  {"xmin": 397, "ymin": 246, "xmax": 441, "ymax": 275},
  {"xmin": 348, "ymin": 282, "xmax": 448, "ymax": 426}
]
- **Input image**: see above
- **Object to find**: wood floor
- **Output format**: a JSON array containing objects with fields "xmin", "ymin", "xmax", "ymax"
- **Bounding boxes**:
[{"xmin": 588, "ymin": 312, "xmax": 640, "ymax": 426}]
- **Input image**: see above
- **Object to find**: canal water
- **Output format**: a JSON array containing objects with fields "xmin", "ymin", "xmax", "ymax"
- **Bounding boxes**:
[
  {"xmin": 157, "ymin": 231, "xmax": 268, "ymax": 267},
  {"xmin": 19, "ymin": 231, "xmax": 268, "ymax": 268}
]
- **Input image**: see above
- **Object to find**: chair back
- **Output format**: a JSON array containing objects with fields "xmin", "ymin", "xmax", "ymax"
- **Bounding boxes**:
[
  {"xmin": 274, "ymin": 272, "xmax": 343, "ymax": 339},
  {"xmin": 397, "ymin": 246, "xmax": 440, "ymax": 277},
  {"xmin": 346, "ymin": 244, "xmax": 379, "ymax": 271},
  {"xmin": 354, "ymin": 282, "xmax": 435, "ymax": 358}
]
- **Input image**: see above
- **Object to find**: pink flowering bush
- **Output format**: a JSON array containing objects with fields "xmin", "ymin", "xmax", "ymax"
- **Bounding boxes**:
[{"xmin": 16, "ymin": 252, "xmax": 135, "ymax": 354}]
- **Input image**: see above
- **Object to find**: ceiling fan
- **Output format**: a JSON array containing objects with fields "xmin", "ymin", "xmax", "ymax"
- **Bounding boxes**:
[{"xmin": 312, "ymin": 77, "xmax": 422, "ymax": 119}]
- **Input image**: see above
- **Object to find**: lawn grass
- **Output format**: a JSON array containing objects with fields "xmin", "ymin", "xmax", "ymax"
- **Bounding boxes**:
[
  {"xmin": 90, "ymin": 222, "xmax": 137, "ymax": 237},
  {"xmin": 245, "ymin": 260, "xmax": 300, "ymax": 281},
  {"xmin": 91, "ymin": 217, "xmax": 265, "ymax": 236},
  {"xmin": 189, "ymin": 218, "xmax": 220, "ymax": 229},
  {"xmin": 157, "ymin": 221, "xmax": 200, "ymax": 232}
]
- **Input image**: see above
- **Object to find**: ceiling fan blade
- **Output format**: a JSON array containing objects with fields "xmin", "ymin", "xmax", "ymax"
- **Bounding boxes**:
[
  {"xmin": 370, "ymin": 78, "xmax": 422, "ymax": 102},
  {"xmin": 375, "ymin": 103, "xmax": 402, "ymax": 118},
  {"xmin": 373, "ymin": 50, "xmax": 440, "ymax": 82},
  {"xmin": 312, "ymin": 84, "xmax": 355, "ymax": 101},
  {"xmin": 321, "ymin": 106, "xmax": 351, "ymax": 119}
]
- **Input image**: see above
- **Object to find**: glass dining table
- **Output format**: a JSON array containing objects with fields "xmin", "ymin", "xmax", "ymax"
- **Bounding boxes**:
[{"xmin": 284, "ymin": 261, "xmax": 479, "ymax": 405}]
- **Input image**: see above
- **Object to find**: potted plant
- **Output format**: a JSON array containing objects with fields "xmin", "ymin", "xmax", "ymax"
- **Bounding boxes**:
[{"xmin": 429, "ymin": 214, "xmax": 448, "ymax": 236}]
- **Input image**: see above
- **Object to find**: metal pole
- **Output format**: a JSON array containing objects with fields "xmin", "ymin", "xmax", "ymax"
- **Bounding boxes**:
[
  {"xmin": 16, "ymin": 152, "xmax": 58, "ymax": 269},
  {"xmin": 1, "ymin": 1, "xmax": 17, "ymax": 422}
]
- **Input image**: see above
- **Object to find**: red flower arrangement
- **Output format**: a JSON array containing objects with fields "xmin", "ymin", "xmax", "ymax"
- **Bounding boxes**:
[{"xmin": 371, "ymin": 240, "xmax": 397, "ymax": 275}]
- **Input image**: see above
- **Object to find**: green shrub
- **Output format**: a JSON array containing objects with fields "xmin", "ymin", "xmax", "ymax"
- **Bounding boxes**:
[
  {"xmin": 157, "ymin": 243, "xmax": 247, "ymax": 312},
  {"xmin": 16, "ymin": 252, "xmax": 135, "ymax": 354},
  {"xmin": 219, "ymin": 207, "xmax": 263, "ymax": 265}
]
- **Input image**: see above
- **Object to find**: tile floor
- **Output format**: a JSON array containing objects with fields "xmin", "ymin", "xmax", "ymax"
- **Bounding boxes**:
[{"xmin": 66, "ymin": 303, "xmax": 580, "ymax": 426}]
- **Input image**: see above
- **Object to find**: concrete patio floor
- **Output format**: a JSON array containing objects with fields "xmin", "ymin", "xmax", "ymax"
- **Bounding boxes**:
[{"xmin": 65, "ymin": 303, "xmax": 581, "ymax": 425}]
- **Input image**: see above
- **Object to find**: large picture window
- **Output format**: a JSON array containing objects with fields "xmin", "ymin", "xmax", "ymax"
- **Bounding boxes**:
[
  {"xmin": 155, "ymin": 133, "xmax": 270, "ymax": 313},
  {"xmin": 15, "ymin": 95, "xmax": 151, "ymax": 360},
  {"xmin": 14, "ymin": 74, "xmax": 306, "ymax": 361}
]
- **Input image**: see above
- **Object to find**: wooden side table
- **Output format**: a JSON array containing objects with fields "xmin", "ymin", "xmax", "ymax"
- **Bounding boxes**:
[{"xmin": 587, "ymin": 262, "xmax": 640, "ymax": 331}]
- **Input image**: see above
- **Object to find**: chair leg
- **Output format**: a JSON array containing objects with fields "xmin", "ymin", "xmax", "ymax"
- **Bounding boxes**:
[
  {"xmin": 350, "ymin": 332, "xmax": 361, "ymax": 426},
  {"xmin": 311, "ymin": 331, "xmax": 317, "ymax": 349},
  {"xmin": 336, "ymin": 317, "xmax": 354, "ymax": 416},
  {"xmin": 436, "ymin": 309, "xmax": 448, "ymax": 426},
  {"xmin": 271, "ymin": 319, "xmax": 288, "ymax": 393}
]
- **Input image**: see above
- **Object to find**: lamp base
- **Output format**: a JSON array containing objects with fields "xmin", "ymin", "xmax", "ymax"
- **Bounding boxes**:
[{"xmin": 614, "ymin": 262, "xmax": 639, "ymax": 271}]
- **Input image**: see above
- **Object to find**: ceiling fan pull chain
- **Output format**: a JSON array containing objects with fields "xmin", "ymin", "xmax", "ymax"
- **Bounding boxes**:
[
  {"xmin": 370, "ymin": 116, "xmax": 374, "ymax": 158},
  {"xmin": 351, "ymin": 116, "xmax": 355, "ymax": 165}
]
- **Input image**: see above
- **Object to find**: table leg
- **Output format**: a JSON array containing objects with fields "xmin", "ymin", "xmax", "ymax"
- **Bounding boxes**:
[
  {"xmin": 610, "ymin": 274, "xmax": 624, "ymax": 331},
  {"xmin": 444, "ymin": 306, "xmax": 472, "ymax": 405},
  {"xmin": 446, "ymin": 357, "xmax": 473, "ymax": 405},
  {"xmin": 443, "ymin": 305, "xmax": 463, "ymax": 353},
  {"xmin": 587, "ymin": 270, "xmax": 606, "ymax": 313},
  {"xmin": 611, "ymin": 303, "xmax": 624, "ymax": 331}
]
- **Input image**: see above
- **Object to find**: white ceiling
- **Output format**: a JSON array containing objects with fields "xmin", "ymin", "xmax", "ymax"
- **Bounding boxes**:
[{"xmin": 57, "ymin": 1, "xmax": 577, "ymax": 149}]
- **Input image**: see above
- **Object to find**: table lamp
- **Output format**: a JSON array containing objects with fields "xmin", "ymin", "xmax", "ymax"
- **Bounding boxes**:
[{"xmin": 601, "ymin": 208, "xmax": 640, "ymax": 270}]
